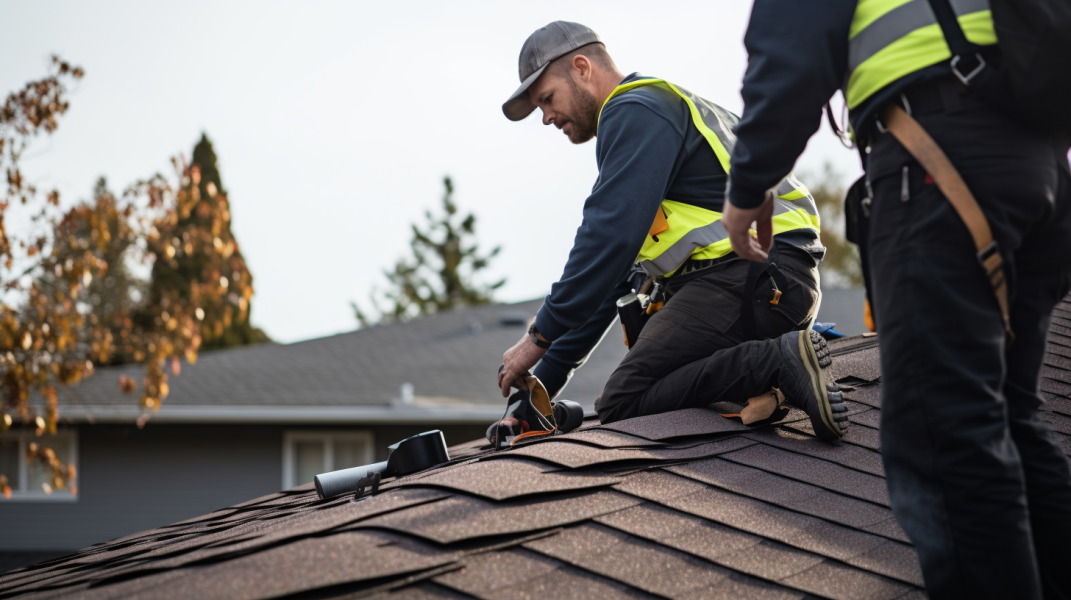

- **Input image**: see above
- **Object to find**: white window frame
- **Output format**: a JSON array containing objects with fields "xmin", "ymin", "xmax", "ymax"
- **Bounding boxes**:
[
  {"xmin": 0, "ymin": 429, "xmax": 79, "ymax": 503},
  {"xmin": 281, "ymin": 430, "xmax": 373, "ymax": 490}
]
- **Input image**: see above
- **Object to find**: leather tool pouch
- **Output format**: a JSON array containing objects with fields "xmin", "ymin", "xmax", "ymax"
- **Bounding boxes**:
[{"xmin": 487, "ymin": 374, "xmax": 558, "ymax": 449}]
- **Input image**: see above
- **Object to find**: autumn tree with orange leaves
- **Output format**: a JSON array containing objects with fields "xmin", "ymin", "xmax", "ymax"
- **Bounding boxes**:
[{"xmin": 0, "ymin": 57, "xmax": 260, "ymax": 499}]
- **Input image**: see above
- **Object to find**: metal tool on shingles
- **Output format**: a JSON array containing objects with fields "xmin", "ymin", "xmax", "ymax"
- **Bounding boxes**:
[
  {"xmin": 488, "ymin": 368, "xmax": 585, "ymax": 450},
  {"xmin": 314, "ymin": 430, "xmax": 450, "ymax": 500}
]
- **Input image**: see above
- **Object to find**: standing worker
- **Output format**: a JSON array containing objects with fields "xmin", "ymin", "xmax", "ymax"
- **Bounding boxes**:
[
  {"xmin": 721, "ymin": 1, "xmax": 1071, "ymax": 597},
  {"xmin": 495, "ymin": 21, "xmax": 851, "ymax": 441}
]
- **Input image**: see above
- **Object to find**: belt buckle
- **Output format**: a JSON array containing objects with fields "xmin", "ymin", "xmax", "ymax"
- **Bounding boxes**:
[{"xmin": 951, "ymin": 54, "xmax": 987, "ymax": 87}]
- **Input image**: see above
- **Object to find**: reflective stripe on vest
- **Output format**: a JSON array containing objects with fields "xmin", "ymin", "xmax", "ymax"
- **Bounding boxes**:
[
  {"xmin": 846, "ymin": 0, "xmax": 997, "ymax": 109},
  {"xmin": 598, "ymin": 79, "xmax": 821, "ymax": 278}
]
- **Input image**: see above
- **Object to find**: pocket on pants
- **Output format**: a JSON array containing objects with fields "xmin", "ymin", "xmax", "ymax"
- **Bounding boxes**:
[{"xmin": 756, "ymin": 263, "xmax": 819, "ymax": 330}]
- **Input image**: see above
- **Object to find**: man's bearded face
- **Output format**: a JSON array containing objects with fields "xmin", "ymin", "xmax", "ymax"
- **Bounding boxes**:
[{"xmin": 530, "ymin": 71, "xmax": 600, "ymax": 144}]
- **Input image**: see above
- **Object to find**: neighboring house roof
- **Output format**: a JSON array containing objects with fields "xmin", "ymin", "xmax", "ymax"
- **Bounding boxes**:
[
  {"xmin": 51, "ymin": 300, "xmax": 627, "ymax": 424},
  {"xmin": 48, "ymin": 290, "xmax": 865, "ymax": 425},
  {"xmin": 15, "ymin": 306, "xmax": 1071, "ymax": 598}
]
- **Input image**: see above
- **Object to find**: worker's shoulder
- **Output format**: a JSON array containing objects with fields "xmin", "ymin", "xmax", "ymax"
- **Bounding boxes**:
[
  {"xmin": 601, "ymin": 77, "xmax": 690, "ymax": 134},
  {"xmin": 604, "ymin": 78, "xmax": 684, "ymax": 117}
]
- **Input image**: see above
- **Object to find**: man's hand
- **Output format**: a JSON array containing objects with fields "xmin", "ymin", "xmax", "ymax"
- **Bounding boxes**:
[
  {"xmin": 722, "ymin": 189, "xmax": 776, "ymax": 263},
  {"xmin": 498, "ymin": 332, "xmax": 548, "ymax": 397}
]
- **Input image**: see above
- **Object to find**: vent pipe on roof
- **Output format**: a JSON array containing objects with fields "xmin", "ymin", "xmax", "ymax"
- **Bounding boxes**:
[
  {"xmin": 399, "ymin": 382, "xmax": 414, "ymax": 405},
  {"xmin": 499, "ymin": 312, "xmax": 528, "ymax": 327}
]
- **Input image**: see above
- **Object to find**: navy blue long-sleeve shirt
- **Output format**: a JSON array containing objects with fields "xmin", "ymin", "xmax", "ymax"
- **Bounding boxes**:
[{"xmin": 727, "ymin": 0, "xmax": 856, "ymax": 210}]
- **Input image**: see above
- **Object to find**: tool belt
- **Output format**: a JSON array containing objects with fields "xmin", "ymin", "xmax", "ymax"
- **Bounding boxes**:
[{"xmin": 616, "ymin": 245, "xmax": 791, "ymax": 349}]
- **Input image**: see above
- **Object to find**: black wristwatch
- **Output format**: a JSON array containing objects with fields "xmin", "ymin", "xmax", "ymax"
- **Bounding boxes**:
[{"xmin": 528, "ymin": 323, "xmax": 551, "ymax": 349}]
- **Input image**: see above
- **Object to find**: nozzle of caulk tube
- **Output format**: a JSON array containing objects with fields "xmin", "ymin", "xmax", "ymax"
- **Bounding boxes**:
[{"xmin": 314, "ymin": 460, "xmax": 388, "ymax": 500}]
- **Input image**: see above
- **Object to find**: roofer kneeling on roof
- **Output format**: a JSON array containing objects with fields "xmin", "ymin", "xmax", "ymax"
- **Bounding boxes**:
[{"xmin": 495, "ymin": 21, "xmax": 850, "ymax": 442}]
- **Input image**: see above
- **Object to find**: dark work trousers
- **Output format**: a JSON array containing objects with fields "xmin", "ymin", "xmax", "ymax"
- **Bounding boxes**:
[
  {"xmin": 868, "ymin": 89, "xmax": 1071, "ymax": 599},
  {"xmin": 595, "ymin": 247, "xmax": 819, "ymax": 423}
]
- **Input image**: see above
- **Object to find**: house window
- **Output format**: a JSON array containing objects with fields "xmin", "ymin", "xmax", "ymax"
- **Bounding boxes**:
[
  {"xmin": 0, "ymin": 430, "xmax": 78, "ymax": 502},
  {"xmin": 282, "ymin": 430, "xmax": 373, "ymax": 490}
]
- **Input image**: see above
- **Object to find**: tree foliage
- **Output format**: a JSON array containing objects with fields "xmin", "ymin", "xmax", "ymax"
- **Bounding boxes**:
[
  {"xmin": 146, "ymin": 134, "xmax": 269, "ymax": 350},
  {"xmin": 807, "ymin": 163, "xmax": 864, "ymax": 288},
  {"xmin": 0, "ymin": 58, "xmax": 259, "ymax": 499},
  {"xmin": 354, "ymin": 177, "xmax": 504, "ymax": 326}
]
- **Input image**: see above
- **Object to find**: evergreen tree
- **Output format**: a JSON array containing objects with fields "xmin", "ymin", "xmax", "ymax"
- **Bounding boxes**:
[
  {"xmin": 355, "ymin": 177, "xmax": 504, "ymax": 326},
  {"xmin": 145, "ymin": 134, "xmax": 270, "ymax": 349}
]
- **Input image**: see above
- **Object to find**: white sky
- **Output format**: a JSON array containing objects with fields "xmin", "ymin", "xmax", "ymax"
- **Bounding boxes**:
[{"xmin": 1, "ymin": 0, "xmax": 863, "ymax": 343}]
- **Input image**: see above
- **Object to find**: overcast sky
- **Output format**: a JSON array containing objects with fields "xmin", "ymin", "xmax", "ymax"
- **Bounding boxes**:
[{"xmin": 1, "ymin": 0, "xmax": 863, "ymax": 343}]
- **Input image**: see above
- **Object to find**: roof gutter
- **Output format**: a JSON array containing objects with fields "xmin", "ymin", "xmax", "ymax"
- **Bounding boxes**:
[{"xmin": 55, "ymin": 404, "xmax": 506, "ymax": 425}]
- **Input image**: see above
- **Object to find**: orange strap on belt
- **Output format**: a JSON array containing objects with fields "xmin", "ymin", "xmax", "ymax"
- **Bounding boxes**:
[{"xmin": 882, "ymin": 105, "xmax": 1013, "ymax": 343}]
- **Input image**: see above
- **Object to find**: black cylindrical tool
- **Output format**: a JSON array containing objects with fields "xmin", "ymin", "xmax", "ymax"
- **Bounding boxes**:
[
  {"xmin": 616, "ymin": 293, "xmax": 649, "ymax": 349},
  {"xmin": 314, "ymin": 430, "xmax": 450, "ymax": 499}
]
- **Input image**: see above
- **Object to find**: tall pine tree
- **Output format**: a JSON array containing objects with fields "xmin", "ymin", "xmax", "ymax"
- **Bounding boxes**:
[
  {"xmin": 354, "ymin": 177, "xmax": 504, "ymax": 326},
  {"xmin": 146, "ymin": 134, "xmax": 269, "ymax": 349}
]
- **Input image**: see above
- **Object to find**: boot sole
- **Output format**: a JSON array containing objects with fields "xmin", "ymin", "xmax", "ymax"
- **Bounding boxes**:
[{"xmin": 797, "ymin": 330, "xmax": 843, "ymax": 439}]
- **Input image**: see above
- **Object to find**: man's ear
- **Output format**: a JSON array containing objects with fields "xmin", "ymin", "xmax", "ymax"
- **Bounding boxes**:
[{"xmin": 571, "ymin": 54, "xmax": 593, "ymax": 82}]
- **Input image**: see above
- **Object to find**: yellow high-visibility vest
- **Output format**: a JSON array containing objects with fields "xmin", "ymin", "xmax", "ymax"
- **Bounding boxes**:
[
  {"xmin": 599, "ymin": 79, "xmax": 821, "ymax": 278},
  {"xmin": 846, "ymin": 0, "xmax": 996, "ymax": 110}
]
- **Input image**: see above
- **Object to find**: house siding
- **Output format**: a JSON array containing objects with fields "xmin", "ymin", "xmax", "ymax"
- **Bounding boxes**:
[{"xmin": 0, "ymin": 422, "xmax": 487, "ymax": 553}]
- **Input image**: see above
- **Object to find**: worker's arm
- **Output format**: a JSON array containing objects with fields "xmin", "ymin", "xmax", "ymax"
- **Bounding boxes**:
[
  {"xmin": 534, "ymin": 274, "xmax": 633, "ymax": 398},
  {"xmin": 499, "ymin": 99, "xmax": 686, "ymax": 396},
  {"xmin": 723, "ymin": 0, "xmax": 855, "ymax": 260}
]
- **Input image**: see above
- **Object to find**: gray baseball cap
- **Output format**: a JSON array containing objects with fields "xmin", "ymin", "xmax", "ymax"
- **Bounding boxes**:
[{"xmin": 502, "ymin": 21, "xmax": 602, "ymax": 121}]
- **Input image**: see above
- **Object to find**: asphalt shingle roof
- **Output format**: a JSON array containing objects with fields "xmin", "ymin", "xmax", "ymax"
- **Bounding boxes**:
[
  {"xmin": 57, "ymin": 299, "xmax": 627, "ymax": 412},
  {"xmin": 9, "ymin": 297, "xmax": 1071, "ymax": 599}
]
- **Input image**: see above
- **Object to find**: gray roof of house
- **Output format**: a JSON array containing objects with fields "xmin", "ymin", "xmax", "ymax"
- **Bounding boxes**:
[{"xmin": 53, "ymin": 300, "xmax": 627, "ymax": 424}]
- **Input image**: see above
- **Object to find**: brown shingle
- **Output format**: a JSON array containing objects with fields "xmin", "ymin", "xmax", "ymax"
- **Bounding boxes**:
[
  {"xmin": 556, "ymin": 429, "xmax": 669, "ymax": 449},
  {"xmin": 781, "ymin": 559, "xmax": 914, "ymax": 600},
  {"xmin": 726, "ymin": 442, "xmax": 888, "ymax": 503},
  {"xmin": 847, "ymin": 540, "xmax": 924, "ymax": 586},
  {"xmin": 863, "ymin": 517, "xmax": 913, "ymax": 544},
  {"xmin": 595, "ymin": 408, "xmax": 750, "ymax": 440},
  {"xmin": 742, "ymin": 428, "xmax": 885, "ymax": 477},
  {"xmin": 364, "ymin": 581, "xmax": 474, "ymax": 599},
  {"xmin": 388, "ymin": 458, "xmax": 622, "ymax": 500},
  {"xmin": 433, "ymin": 548, "xmax": 560, "ymax": 597},
  {"xmin": 439, "ymin": 559, "xmax": 655, "ymax": 600},
  {"xmin": 121, "ymin": 531, "xmax": 458, "ymax": 600},
  {"xmin": 523, "ymin": 524, "xmax": 731, "ymax": 597},
  {"xmin": 667, "ymin": 458, "xmax": 892, "ymax": 528},
  {"xmin": 849, "ymin": 409, "xmax": 882, "ymax": 429},
  {"xmin": 595, "ymin": 503, "xmax": 763, "ymax": 561},
  {"xmin": 716, "ymin": 540, "xmax": 824, "ymax": 580},
  {"xmin": 830, "ymin": 346, "xmax": 882, "ymax": 383},
  {"xmin": 675, "ymin": 572, "xmax": 809, "ymax": 600},
  {"xmin": 612, "ymin": 469, "xmax": 710, "ymax": 503},
  {"xmin": 501, "ymin": 436, "xmax": 754, "ymax": 470},
  {"xmin": 354, "ymin": 490, "xmax": 641, "ymax": 544}
]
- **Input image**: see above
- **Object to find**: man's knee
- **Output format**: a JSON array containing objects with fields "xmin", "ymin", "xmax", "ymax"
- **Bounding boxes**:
[{"xmin": 594, "ymin": 372, "xmax": 640, "ymax": 424}]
